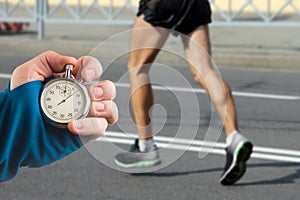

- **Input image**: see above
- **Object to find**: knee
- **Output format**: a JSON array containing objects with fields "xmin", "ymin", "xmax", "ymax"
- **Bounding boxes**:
[
  {"xmin": 193, "ymin": 72, "xmax": 233, "ymax": 102},
  {"xmin": 127, "ymin": 57, "xmax": 139, "ymax": 71},
  {"xmin": 127, "ymin": 59, "xmax": 151, "ymax": 76},
  {"xmin": 193, "ymin": 73, "xmax": 204, "ymax": 85}
]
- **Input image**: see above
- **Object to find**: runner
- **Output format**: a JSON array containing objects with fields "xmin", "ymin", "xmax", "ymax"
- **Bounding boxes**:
[{"xmin": 114, "ymin": 0, "xmax": 253, "ymax": 185}]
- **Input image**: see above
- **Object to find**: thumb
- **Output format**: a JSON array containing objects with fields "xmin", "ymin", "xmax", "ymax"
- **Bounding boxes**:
[{"xmin": 11, "ymin": 51, "xmax": 77, "ymax": 90}]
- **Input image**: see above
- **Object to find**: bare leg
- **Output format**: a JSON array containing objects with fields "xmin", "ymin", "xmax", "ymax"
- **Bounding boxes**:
[
  {"xmin": 181, "ymin": 25, "xmax": 238, "ymax": 136},
  {"xmin": 128, "ymin": 16, "xmax": 170, "ymax": 140}
]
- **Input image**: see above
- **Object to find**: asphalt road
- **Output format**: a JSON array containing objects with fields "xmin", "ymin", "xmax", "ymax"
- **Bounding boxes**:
[{"xmin": 1, "ymin": 55, "xmax": 300, "ymax": 200}]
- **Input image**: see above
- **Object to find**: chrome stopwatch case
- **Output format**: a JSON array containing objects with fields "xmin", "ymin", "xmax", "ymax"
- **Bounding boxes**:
[{"xmin": 40, "ymin": 64, "xmax": 90, "ymax": 128}]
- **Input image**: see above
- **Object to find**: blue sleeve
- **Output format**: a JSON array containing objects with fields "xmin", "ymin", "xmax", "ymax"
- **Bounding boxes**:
[{"xmin": 0, "ymin": 81, "xmax": 83, "ymax": 182}]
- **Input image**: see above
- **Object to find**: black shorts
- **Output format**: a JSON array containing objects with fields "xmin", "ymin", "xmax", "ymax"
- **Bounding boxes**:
[{"xmin": 137, "ymin": 0, "xmax": 212, "ymax": 35}]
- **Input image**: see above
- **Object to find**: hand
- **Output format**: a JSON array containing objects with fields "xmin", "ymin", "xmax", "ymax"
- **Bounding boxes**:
[{"xmin": 11, "ymin": 50, "xmax": 118, "ymax": 140}]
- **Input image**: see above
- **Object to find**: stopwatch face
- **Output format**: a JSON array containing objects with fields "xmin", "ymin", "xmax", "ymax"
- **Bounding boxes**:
[{"xmin": 40, "ymin": 78, "xmax": 90, "ymax": 127}]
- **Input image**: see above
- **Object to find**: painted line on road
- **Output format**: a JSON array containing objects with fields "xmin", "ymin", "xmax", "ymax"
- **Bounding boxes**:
[
  {"xmin": 104, "ymin": 131, "xmax": 300, "ymax": 157},
  {"xmin": 115, "ymin": 82, "xmax": 300, "ymax": 100},
  {"xmin": 1, "ymin": 71, "xmax": 299, "ymax": 161},
  {"xmin": 95, "ymin": 131, "xmax": 300, "ymax": 163},
  {"xmin": 0, "ymin": 73, "xmax": 299, "ymax": 100},
  {"xmin": 0, "ymin": 73, "xmax": 11, "ymax": 79}
]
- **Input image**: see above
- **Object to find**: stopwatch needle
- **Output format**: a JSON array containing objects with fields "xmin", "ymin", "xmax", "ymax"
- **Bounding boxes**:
[
  {"xmin": 57, "ymin": 99, "xmax": 66, "ymax": 106},
  {"xmin": 57, "ymin": 90, "xmax": 79, "ymax": 106}
]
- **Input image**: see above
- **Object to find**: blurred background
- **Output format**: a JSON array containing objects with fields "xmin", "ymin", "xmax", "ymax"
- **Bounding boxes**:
[
  {"xmin": 1, "ymin": 1, "xmax": 300, "ymax": 200},
  {"xmin": 0, "ymin": 0, "xmax": 299, "ymax": 84}
]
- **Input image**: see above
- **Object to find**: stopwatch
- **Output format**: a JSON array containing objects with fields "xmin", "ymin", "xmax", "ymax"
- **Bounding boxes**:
[{"xmin": 40, "ymin": 64, "xmax": 90, "ymax": 128}]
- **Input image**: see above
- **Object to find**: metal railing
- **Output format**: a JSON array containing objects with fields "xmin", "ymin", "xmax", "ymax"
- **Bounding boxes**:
[{"xmin": 1, "ymin": 0, "xmax": 300, "ymax": 39}]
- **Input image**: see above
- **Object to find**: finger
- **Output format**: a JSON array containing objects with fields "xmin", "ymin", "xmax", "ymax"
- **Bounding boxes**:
[
  {"xmin": 88, "ymin": 80, "xmax": 116, "ymax": 101},
  {"xmin": 73, "ymin": 56, "xmax": 103, "ymax": 82},
  {"xmin": 10, "ymin": 51, "xmax": 77, "ymax": 89},
  {"xmin": 31, "ymin": 51, "xmax": 78, "ymax": 77},
  {"xmin": 68, "ymin": 118, "xmax": 108, "ymax": 140},
  {"xmin": 89, "ymin": 101, "xmax": 119, "ymax": 125}
]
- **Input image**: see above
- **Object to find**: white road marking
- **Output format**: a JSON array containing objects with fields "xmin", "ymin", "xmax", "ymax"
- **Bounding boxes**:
[
  {"xmin": 0, "ymin": 73, "xmax": 11, "ymax": 79},
  {"xmin": 1, "ymin": 72, "xmax": 299, "ymax": 162},
  {"xmin": 0, "ymin": 73, "xmax": 299, "ymax": 100},
  {"xmin": 95, "ymin": 131, "xmax": 300, "ymax": 163},
  {"xmin": 103, "ymin": 131, "xmax": 300, "ymax": 157},
  {"xmin": 115, "ymin": 82, "xmax": 300, "ymax": 100}
]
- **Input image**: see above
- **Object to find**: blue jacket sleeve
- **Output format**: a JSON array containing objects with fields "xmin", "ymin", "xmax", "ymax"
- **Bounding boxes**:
[{"xmin": 0, "ymin": 81, "xmax": 82, "ymax": 182}]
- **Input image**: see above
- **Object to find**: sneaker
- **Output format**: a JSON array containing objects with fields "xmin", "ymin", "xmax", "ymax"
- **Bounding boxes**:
[
  {"xmin": 219, "ymin": 133, "xmax": 253, "ymax": 185},
  {"xmin": 114, "ymin": 139, "xmax": 161, "ymax": 168}
]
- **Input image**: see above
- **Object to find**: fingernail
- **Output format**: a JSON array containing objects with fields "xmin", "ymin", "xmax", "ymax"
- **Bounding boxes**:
[
  {"xmin": 94, "ymin": 86, "xmax": 104, "ymax": 99},
  {"xmin": 95, "ymin": 102, "xmax": 105, "ymax": 112},
  {"xmin": 86, "ymin": 69, "xmax": 96, "ymax": 80},
  {"xmin": 73, "ymin": 120, "xmax": 83, "ymax": 130}
]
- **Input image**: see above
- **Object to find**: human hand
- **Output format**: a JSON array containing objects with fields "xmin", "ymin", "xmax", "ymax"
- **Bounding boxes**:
[{"xmin": 11, "ymin": 51, "xmax": 118, "ymax": 140}]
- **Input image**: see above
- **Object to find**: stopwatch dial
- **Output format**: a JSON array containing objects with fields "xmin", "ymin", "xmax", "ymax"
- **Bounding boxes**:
[
  {"xmin": 41, "ymin": 79, "xmax": 89, "ymax": 125},
  {"xmin": 59, "ymin": 83, "xmax": 72, "ymax": 97}
]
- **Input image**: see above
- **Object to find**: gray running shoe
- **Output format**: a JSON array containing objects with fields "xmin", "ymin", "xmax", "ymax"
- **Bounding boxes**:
[
  {"xmin": 219, "ymin": 133, "xmax": 253, "ymax": 185},
  {"xmin": 114, "ymin": 139, "xmax": 161, "ymax": 168}
]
